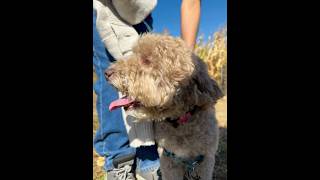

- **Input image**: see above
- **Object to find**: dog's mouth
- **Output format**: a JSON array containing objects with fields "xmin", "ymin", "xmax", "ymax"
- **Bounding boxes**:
[{"xmin": 109, "ymin": 96, "xmax": 141, "ymax": 111}]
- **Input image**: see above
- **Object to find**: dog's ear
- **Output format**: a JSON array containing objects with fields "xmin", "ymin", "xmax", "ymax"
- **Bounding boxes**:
[{"xmin": 192, "ymin": 55, "xmax": 224, "ymax": 105}]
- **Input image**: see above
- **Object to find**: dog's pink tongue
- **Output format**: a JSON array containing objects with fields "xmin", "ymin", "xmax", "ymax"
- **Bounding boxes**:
[{"xmin": 109, "ymin": 97, "xmax": 134, "ymax": 111}]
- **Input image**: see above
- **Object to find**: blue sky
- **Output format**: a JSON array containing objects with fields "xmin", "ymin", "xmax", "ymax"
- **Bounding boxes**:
[{"xmin": 152, "ymin": 0, "xmax": 227, "ymax": 38}]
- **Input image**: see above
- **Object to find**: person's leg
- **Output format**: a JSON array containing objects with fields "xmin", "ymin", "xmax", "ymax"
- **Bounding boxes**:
[
  {"xmin": 94, "ymin": 8, "xmax": 160, "ymax": 179},
  {"xmin": 136, "ymin": 146, "xmax": 161, "ymax": 179},
  {"xmin": 93, "ymin": 9, "xmax": 135, "ymax": 172}
]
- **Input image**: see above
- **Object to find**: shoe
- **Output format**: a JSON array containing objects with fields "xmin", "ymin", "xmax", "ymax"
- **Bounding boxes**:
[{"xmin": 106, "ymin": 155, "xmax": 136, "ymax": 180}]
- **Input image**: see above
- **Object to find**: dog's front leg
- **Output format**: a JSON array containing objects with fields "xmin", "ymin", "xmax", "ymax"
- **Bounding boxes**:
[
  {"xmin": 191, "ymin": 156, "xmax": 215, "ymax": 180},
  {"xmin": 158, "ymin": 148, "xmax": 185, "ymax": 180}
]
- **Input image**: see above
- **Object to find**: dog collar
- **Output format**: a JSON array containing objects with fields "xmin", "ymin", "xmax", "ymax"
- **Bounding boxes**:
[{"xmin": 165, "ymin": 106, "xmax": 199, "ymax": 128}]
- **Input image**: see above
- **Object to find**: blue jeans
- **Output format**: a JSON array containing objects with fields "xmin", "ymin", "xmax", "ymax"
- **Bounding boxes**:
[{"xmin": 93, "ymin": 10, "xmax": 159, "ymax": 173}]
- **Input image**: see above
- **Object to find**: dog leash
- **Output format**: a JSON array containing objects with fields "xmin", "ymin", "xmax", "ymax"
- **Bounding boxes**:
[{"xmin": 163, "ymin": 148, "xmax": 204, "ymax": 180}]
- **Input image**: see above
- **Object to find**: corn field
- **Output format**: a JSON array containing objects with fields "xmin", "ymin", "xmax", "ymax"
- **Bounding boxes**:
[{"xmin": 195, "ymin": 26, "xmax": 227, "ymax": 94}]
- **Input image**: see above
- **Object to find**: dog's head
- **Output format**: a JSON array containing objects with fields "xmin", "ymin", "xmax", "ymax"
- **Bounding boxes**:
[{"xmin": 105, "ymin": 34, "xmax": 224, "ymax": 120}]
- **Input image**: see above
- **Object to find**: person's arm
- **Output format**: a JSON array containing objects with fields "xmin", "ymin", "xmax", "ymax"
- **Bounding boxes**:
[{"xmin": 180, "ymin": 0, "xmax": 201, "ymax": 50}]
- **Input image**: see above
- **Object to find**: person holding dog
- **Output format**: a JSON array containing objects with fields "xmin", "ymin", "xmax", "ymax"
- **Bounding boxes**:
[{"xmin": 93, "ymin": 0, "xmax": 201, "ymax": 179}]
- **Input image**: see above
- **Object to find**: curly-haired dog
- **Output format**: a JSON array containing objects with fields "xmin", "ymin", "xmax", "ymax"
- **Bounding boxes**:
[{"xmin": 105, "ymin": 34, "xmax": 224, "ymax": 180}]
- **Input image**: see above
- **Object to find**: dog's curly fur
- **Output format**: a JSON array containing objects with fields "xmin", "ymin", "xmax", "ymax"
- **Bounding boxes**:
[{"xmin": 106, "ymin": 33, "xmax": 224, "ymax": 180}]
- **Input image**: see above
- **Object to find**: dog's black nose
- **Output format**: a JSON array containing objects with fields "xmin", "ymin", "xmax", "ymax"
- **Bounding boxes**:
[{"xmin": 105, "ymin": 68, "xmax": 114, "ymax": 81}]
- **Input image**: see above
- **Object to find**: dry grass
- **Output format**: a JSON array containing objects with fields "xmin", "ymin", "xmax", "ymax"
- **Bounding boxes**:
[{"xmin": 93, "ymin": 28, "xmax": 227, "ymax": 180}]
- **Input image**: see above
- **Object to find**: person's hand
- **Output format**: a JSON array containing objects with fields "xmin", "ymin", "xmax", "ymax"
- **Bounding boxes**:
[{"xmin": 180, "ymin": 0, "xmax": 201, "ymax": 50}]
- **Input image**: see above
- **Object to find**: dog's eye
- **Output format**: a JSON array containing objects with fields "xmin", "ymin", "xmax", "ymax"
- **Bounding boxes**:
[{"xmin": 158, "ymin": 106, "xmax": 168, "ymax": 112}]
